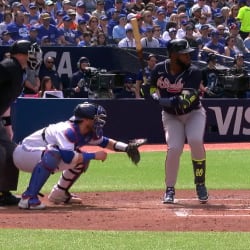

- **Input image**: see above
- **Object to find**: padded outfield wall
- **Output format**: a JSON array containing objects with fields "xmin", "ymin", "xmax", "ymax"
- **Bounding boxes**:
[{"xmin": 12, "ymin": 98, "xmax": 250, "ymax": 143}]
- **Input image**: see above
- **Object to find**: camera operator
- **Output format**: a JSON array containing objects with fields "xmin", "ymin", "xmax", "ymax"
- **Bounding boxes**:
[{"xmin": 68, "ymin": 56, "xmax": 92, "ymax": 98}]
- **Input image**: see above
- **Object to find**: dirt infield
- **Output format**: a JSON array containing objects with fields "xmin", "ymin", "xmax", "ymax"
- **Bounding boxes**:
[{"xmin": 1, "ymin": 143, "xmax": 250, "ymax": 232}]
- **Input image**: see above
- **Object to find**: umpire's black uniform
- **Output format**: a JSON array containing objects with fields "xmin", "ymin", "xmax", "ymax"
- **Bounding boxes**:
[{"xmin": 0, "ymin": 40, "xmax": 31, "ymax": 205}]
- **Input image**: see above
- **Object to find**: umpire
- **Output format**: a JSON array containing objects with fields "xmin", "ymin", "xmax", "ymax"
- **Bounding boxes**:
[{"xmin": 0, "ymin": 40, "xmax": 36, "ymax": 205}]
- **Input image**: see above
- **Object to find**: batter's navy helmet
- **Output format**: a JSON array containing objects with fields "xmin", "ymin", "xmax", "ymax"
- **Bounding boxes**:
[
  {"xmin": 167, "ymin": 39, "xmax": 194, "ymax": 54},
  {"xmin": 70, "ymin": 102, "xmax": 107, "ymax": 123}
]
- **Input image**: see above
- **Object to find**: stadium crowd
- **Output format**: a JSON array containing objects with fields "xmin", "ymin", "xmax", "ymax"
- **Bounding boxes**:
[{"xmin": 1, "ymin": 0, "xmax": 250, "ymax": 98}]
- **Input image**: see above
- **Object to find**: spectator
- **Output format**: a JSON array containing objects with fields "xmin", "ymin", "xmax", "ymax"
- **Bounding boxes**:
[
  {"xmin": 95, "ymin": 32, "xmax": 107, "ymax": 46},
  {"xmin": 129, "ymin": 0, "xmax": 145, "ymax": 13},
  {"xmin": 115, "ymin": 77, "xmax": 137, "ymax": 98},
  {"xmin": 227, "ymin": 4, "xmax": 239, "ymax": 25},
  {"xmin": 59, "ymin": 15, "xmax": 78, "ymax": 46},
  {"xmin": 38, "ymin": 76, "xmax": 57, "ymax": 97},
  {"xmin": 84, "ymin": 0, "xmax": 97, "ymax": 13},
  {"xmin": 153, "ymin": 8, "xmax": 167, "ymax": 34},
  {"xmin": 243, "ymin": 32, "xmax": 250, "ymax": 50},
  {"xmin": 236, "ymin": 0, "xmax": 250, "ymax": 40},
  {"xmin": 184, "ymin": 23, "xmax": 199, "ymax": 60},
  {"xmin": 135, "ymin": 53, "xmax": 157, "ymax": 98},
  {"xmin": 37, "ymin": 12, "xmax": 64, "ymax": 45},
  {"xmin": 107, "ymin": 8, "xmax": 119, "ymax": 42},
  {"xmin": 153, "ymin": 24, "xmax": 167, "ymax": 47},
  {"xmin": 113, "ymin": 0, "xmax": 127, "ymax": 16},
  {"xmin": 66, "ymin": 9, "xmax": 78, "ymax": 30},
  {"xmin": 141, "ymin": 10, "xmax": 154, "ymax": 31},
  {"xmin": 55, "ymin": 9, "xmax": 66, "ymax": 28},
  {"xmin": 99, "ymin": 14, "xmax": 108, "ymax": 38},
  {"xmin": 191, "ymin": 0, "xmax": 212, "ymax": 22},
  {"xmin": 87, "ymin": 15, "xmax": 102, "ymax": 43},
  {"xmin": 76, "ymin": 17, "xmax": 88, "ymax": 42},
  {"xmin": 28, "ymin": 3, "xmax": 39, "ymax": 26},
  {"xmin": 11, "ymin": 2, "xmax": 23, "ymax": 17},
  {"xmin": 202, "ymin": 30, "xmax": 225, "ymax": 62},
  {"xmin": 141, "ymin": 25, "xmax": 160, "ymax": 48},
  {"xmin": 221, "ymin": 6, "xmax": 230, "ymax": 26},
  {"xmin": 190, "ymin": 5, "xmax": 202, "ymax": 26},
  {"xmin": 195, "ymin": 14, "xmax": 208, "ymax": 31},
  {"xmin": 45, "ymin": 0, "xmax": 56, "ymax": 20},
  {"xmin": 229, "ymin": 22, "xmax": 250, "ymax": 54},
  {"xmin": 165, "ymin": 1, "xmax": 175, "ymax": 22},
  {"xmin": 92, "ymin": 0, "xmax": 106, "ymax": 19},
  {"xmin": 176, "ymin": 19, "xmax": 189, "ymax": 39},
  {"xmin": 196, "ymin": 24, "xmax": 210, "ymax": 50},
  {"xmin": 26, "ymin": 25, "xmax": 41, "ymax": 44},
  {"xmin": 75, "ymin": 1, "xmax": 91, "ymax": 24},
  {"xmin": 164, "ymin": 27, "xmax": 177, "ymax": 45},
  {"xmin": 36, "ymin": 0, "xmax": 46, "ymax": 13},
  {"xmin": 216, "ymin": 24, "xmax": 227, "ymax": 45},
  {"xmin": 23, "ymin": 64, "xmax": 41, "ymax": 96},
  {"xmin": 224, "ymin": 35, "xmax": 240, "ymax": 58},
  {"xmin": 112, "ymin": 13, "xmax": 127, "ymax": 43},
  {"xmin": 228, "ymin": 53, "xmax": 249, "ymax": 98},
  {"xmin": 118, "ymin": 25, "xmax": 135, "ymax": 47},
  {"xmin": 78, "ymin": 31, "xmax": 92, "ymax": 46},
  {"xmin": 1, "ymin": 30, "xmax": 14, "ymax": 45},
  {"xmin": 0, "ymin": 11, "xmax": 13, "ymax": 35},
  {"xmin": 7, "ymin": 10, "xmax": 29, "ymax": 40},
  {"xmin": 39, "ymin": 56, "xmax": 63, "ymax": 90},
  {"xmin": 40, "ymin": 35, "xmax": 52, "ymax": 46}
]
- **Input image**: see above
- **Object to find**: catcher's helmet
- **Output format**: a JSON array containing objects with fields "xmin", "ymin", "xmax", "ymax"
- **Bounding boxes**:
[
  {"xmin": 167, "ymin": 39, "xmax": 194, "ymax": 55},
  {"xmin": 70, "ymin": 102, "xmax": 106, "ymax": 123}
]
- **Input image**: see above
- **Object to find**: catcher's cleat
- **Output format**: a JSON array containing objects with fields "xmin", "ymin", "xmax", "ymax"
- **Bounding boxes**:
[
  {"xmin": 0, "ymin": 191, "xmax": 20, "ymax": 206},
  {"xmin": 48, "ymin": 186, "xmax": 82, "ymax": 204},
  {"xmin": 163, "ymin": 187, "xmax": 175, "ymax": 204},
  {"xmin": 18, "ymin": 196, "xmax": 46, "ymax": 210},
  {"xmin": 196, "ymin": 184, "xmax": 208, "ymax": 204}
]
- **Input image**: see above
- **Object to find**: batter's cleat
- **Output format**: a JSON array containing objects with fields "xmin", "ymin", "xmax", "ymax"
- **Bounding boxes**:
[
  {"xmin": 0, "ymin": 191, "xmax": 20, "ymax": 206},
  {"xmin": 163, "ymin": 187, "xmax": 175, "ymax": 204},
  {"xmin": 18, "ymin": 195, "xmax": 46, "ymax": 210},
  {"xmin": 48, "ymin": 186, "xmax": 82, "ymax": 204},
  {"xmin": 196, "ymin": 184, "xmax": 208, "ymax": 204}
]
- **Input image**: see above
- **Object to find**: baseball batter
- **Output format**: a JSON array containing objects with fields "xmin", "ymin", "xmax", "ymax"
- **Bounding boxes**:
[
  {"xmin": 13, "ymin": 102, "xmax": 142, "ymax": 209},
  {"xmin": 150, "ymin": 39, "xmax": 208, "ymax": 204}
]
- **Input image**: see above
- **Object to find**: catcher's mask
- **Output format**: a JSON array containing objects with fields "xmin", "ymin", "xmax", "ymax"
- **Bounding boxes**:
[
  {"xmin": 70, "ymin": 102, "xmax": 107, "ymax": 137},
  {"xmin": 27, "ymin": 43, "xmax": 42, "ymax": 70}
]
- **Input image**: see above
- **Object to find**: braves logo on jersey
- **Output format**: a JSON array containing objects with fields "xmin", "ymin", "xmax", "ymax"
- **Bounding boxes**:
[{"xmin": 156, "ymin": 76, "xmax": 184, "ymax": 93}]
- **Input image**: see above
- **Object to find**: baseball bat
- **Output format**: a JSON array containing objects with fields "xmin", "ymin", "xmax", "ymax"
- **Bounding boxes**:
[{"xmin": 130, "ymin": 17, "xmax": 144, "ymax": 70}]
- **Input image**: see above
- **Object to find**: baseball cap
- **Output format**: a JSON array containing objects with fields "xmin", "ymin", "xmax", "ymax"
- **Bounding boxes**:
[
  {"xmin": 62, "ymin": 0, "xmax": 71, "ymax": 5},
  {"xmin": 67, "ymin": 9, "xmax": 76, "ymax": 15},
  {"xmin": 45, "ymin": 0, "xmax": 54, "ymax": 6},
  {"xmin": 29, "ymin": 3, "xmax": 37, "ymax": 9},
  {"xmin": 118, "ymin": 14, "xmax": 126, "ymax": 20},
  {"xmin": 56, "ymin": 10, "xmax": 66, "ymax": 16},
  {"xmin": 145, "ymin": 26, "xmax": 153, "ymax": 32},
  {"xmin": 78, "ymin": 18, "xmax": 86, "ymax": 24},
  {"xmin": 62, "ymin": 15, "xmax": 72, "ymax": 22},
  {"xmin": 200, "ymin": 24, "xmax": 209, "ymax": 30},
  {"xmin": 1, "ymin": 30, "xmax": 11, "ymax": 36},
  {"xmin": 30, "ymin": 26, "xmax": 38, "ymax": 32},
  {"xmin": 192, "ymin": 5, "xmax": 201, "ymax": 13},
  {"xmin": 125, "ymin": 77, "xmax": 134, "ymax": 84},
  {"xmin": 125, "ymin": 24, "xmax": 133, "ymax": 32},
  {"xmin": 169, "ymin": 27, "xmax": 177, "ymax": 33},
  {"xmin": 210, "ymin": 30, "xmax": 219, "ymax": 36},
  {"xmin": 12, "ymin": 1, "xmax": 22, "ymax": 8},
  {"xmin": 186, "ymin": 24, "xmax": 194, "ymax": 30},
  {"xmin": 76, "ymin": 1, "xmax": 85, "ymax": 7},
  {"xmin": 40, "ymin": 12, "xmax": 51, "ymax": 20},
  {"xmin": 229, "ymin": 22, "xmax": 239, "ymax": 29},
  {"xmin": 156, "ymin": 8, "xmax": 165, "ymax": 15},
  {"xmin": 115, "ymin": 0, "xmax": 123, "ymax": 3},
  {"xmin": 127, "ymin": 13, "xmax": 136, "ymax": 21},
  {"xmin": 100, "ymin": 15, "xmax": 108, "ymax": 21}
]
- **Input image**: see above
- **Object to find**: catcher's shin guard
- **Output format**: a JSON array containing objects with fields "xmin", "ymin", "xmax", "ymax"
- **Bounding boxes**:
[
  {"xmin": 56, "ymin": 162, "xmax": 89, "ymax": 191},
  {"xmin": 192, "ymin": 159, "xmax": 206, "ymax": 184}
]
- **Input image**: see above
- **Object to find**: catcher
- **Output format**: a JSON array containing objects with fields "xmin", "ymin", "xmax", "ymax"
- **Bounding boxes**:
[
  {"xmin": 13, "ymin": 102, "xmax": 144, "ymax": 209},
  {"xmin": 151, "ymin": 38, "xmax": 208, "ymax": 204}
]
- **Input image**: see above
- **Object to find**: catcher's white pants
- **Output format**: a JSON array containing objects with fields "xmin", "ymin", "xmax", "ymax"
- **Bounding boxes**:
[{"xmin": 13, "ymin": 145, "xmax": 79, "ymax": 173}]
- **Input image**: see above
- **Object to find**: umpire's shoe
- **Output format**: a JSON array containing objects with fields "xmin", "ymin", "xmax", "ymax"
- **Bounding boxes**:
[
  {"xmin": 0, "ymin": 191, "xmax": 20, "ymax": 206},
  {"xmin": 163, "ymin": 187, "xmax": 175, "ymax": 204},
  {"xmin": 196, "ymin": 184, "xmax": 208, "ymax": 204}
]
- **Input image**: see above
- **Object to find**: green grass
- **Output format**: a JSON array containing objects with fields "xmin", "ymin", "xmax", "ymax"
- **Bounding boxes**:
[{"xmin": 3, "ymin": 150, "xmax": 250, "ymax": 250}]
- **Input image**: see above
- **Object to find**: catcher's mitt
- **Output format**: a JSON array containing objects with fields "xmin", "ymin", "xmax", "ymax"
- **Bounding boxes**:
[{"xmin": 126, "ymin": 138, "xmax": 147, "ymax": 165}]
